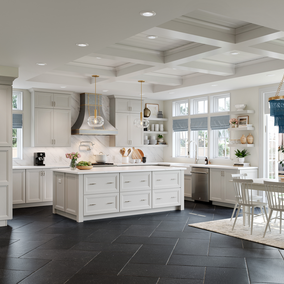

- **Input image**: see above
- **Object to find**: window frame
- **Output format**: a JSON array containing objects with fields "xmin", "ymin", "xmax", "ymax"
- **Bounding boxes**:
[
  {"xmin": 211, "ymin": 128, "xmax": 230, "ymax": 159},
  {"xmin": 210, "ymin": 93, "xmax": 230, "ymax": 113},
  {"xmin": 190, "ymin": 96, "xmax": 208, "ymax": 115},
  {"xmin": 189, "ymin": 130, "xmax": 208, "ymax": 159},
  {"xmin": 173, "ymin": 130, "xmax": 189, "ymax": 158},
  {"xmin": 172, "ymin": 99, "xmax": 189, "ymax": 117}
]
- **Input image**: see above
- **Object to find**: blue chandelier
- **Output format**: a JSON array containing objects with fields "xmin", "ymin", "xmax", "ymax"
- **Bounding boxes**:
[{"xmin": 269, "ymin": 75, "xmax": 284, "ymax": 133}]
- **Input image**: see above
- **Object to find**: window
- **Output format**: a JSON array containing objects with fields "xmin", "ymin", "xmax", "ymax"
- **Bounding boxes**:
[
  {"xmin": 173, "ymin": 119, "xmax": 188, "ymax": 157},
  {"xmin": 190, "ymin": 97, "xmax": 208, "ymax": 115},
  {"xmin": 211, "ymin": 93, "xmax": 230, "ymax": 113},
  {"xmin": 190, "ymin": 130, "xmax": 208, "ymax": 158},
  {"xmin": 173, "ymin": 100, "xmax": 188, "ymax": 116},
  {"xmin": 12, "ymin": 91, "xmax": 23, "ymax": 159},
  {"xmin": 212, "ymin": 129, "xmax": 230, "ymax": 158}
]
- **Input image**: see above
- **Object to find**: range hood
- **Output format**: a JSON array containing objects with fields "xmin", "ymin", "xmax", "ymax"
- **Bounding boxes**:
[{"xmin": 71, "ymin": 93, "xmax": 118, "ymax": 136}]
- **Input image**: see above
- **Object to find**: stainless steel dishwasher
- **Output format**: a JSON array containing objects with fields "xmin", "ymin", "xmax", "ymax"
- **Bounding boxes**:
[{"xmin": 192, "ymin": 167, "xmax": 210, "ymax": 202}]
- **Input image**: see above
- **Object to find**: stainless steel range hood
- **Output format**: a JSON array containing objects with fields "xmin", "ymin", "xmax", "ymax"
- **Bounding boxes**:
[{"xmin": 71, "ymin": 93, "xmax": 118, "ymax": 136}]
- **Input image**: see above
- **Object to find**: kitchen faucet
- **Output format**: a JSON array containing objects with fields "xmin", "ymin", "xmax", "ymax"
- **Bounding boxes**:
[{"xmin": 189, "ymin": 140, "xmax": 199, "ymax": 164}]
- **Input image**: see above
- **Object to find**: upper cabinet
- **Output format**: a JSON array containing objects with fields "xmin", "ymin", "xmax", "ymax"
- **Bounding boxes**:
[
  {"xmin": 115, "ymin": 98, "xmax": 141, "ymax": 113},
  {"xmin": 31, "ymin": 90, "xmax": 71, "ymax": 147}
]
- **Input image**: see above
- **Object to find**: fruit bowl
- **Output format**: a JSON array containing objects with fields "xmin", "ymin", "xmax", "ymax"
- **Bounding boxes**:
[{"xmin": 76, "ymin": 165, "xmax": 93, "ymax": 170}]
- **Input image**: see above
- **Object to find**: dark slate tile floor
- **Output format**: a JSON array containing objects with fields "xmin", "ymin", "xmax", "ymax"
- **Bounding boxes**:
[{"xmin": 0, "ymin": 201, "xmax": 283, "ymax": 283}]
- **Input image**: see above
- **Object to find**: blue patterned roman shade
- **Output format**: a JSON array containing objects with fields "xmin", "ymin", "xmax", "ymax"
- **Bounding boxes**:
[
  {"xmin": 210, "ymin": 115, "xmax": 230, "ymax": 130},
  {"xmin": 190, "ymin": 117, "xmax": 208, "ymax": 131},
  {"xmin": 173, "ymin": 119, "xmax": 188, "ymax": 132},
  {"xmin": 13, "ymin": 113, "xmax": 22, "ymax": 129}
]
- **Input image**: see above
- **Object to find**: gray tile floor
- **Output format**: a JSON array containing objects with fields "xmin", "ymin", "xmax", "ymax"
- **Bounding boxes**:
[{"xmin": 0, "ymin": 201, "xmax": 283, "ymax": 284}]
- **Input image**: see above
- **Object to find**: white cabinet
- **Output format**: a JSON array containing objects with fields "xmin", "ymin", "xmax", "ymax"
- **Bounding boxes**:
[
  {"xmin": 31, "ymin": 90, "xmax": 71, "ymax": 147},
  {"xmin": 153, "ymin": 188, "xmax": 180, "ymax": 208},
  {"xmin": 120, "ymin": 172, "xmax": 151, "ymax": 192},
  {"xmin": 120, "ymin": 191, "xmax": 151, "ymax": 212},
  {"xmin": 109, "ymin": 96, "xmax": 143, "ymax": 147},
  {"xmin": 13, "ymin": 170, "xmax": 25, "ymax": 204},
  {"xmin": 26, "ymin": 169, "xmax": 52, "ymax": 203},
  {"xmin": 152, "ymin": 171, "xmax": 181, "ymax": 189},
  {"xmin": 184, "ymin": 175, "xmax": 192, "ymax": 198}
]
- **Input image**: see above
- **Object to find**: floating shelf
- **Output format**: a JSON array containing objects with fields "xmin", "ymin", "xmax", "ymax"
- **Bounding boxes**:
[
  {"xmin": 230, "ymin": 110, "xmax": 255, "ymax": 114},
  {"xmin": 144, "ymin": 131, "xmax": 168, "ymax": 134},
  {"xmin": 147, "ymin": 118, "xmax": 168, "ymax": 121},
  {"xmin": 228, "ymin": 144, "xmax": 255, "ymax": 147},
  {"xmin": 143, "ymin": 145, "xmax": 168, "ymax": 147},
  {"xmin": 228, "ymin": 126, "xmax": 254, "ymax": 131}
]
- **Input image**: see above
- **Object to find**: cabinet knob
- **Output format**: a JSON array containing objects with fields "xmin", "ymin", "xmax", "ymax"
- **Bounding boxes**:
[
  {"xmin": 141, "ymin": 180, "xmax": 146, "ymax": 182},
  {"xmin": 141, "ymin": 199, "xmax": 146, "ymax": 201},
  {"xmin": 107, "ymin": 202, "xmax": 113, "ymax": 204},
  {"xmin": 125, "ymin": 181, "xmax": 131, "ymax": 183},
  {"xmin": 107, "ymin": 182, "xmax": 113, "ymax": 184},
  {"xmin": 171, "ymin": 197, "xmax": 176, "ymax": 199},
  {"xmin": 156, "ymin": 179, "xmax": 161, "ymax": 181},
  {"xmin": 89, "ymin": 183, "xmax": 96, "ymax": 185},
  {"xmin": 124, "ymin": 201, "xmax": 131, "ymax": 203},
  {"xmin": 89, "ymin": 204, "xmax": 96, "ymax": 206}
]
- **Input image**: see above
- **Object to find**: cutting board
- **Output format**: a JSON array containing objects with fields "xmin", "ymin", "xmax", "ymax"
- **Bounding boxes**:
[{"xmin": 131, "ymin": 147, "xmax": 144, "ymax": 160}]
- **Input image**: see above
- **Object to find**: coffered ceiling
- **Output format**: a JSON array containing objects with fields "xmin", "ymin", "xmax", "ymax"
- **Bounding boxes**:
[{"xmin": 3, "ymin": 0, "xmax": 284, "ymax": 99}]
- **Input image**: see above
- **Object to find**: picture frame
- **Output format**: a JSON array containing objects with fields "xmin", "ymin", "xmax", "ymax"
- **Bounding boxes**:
[
  {"xmin": 145, "ymin": 103, "xmax": 159, "ymax": 118},
  {"xmin": 237, "ymin": 115, "xmax": 249, "ymax": 127}
]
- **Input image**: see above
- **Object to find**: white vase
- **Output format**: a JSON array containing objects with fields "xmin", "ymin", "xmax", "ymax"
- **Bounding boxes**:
[{"xmin": 238, "ymin": 158, "xmax": 245, "ymax": 163}]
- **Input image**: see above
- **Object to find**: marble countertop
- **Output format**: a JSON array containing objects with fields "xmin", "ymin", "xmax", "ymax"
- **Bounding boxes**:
[
  {"xmin": 52, "ymin": 166, "xmax": 187, "ymax": 175},
  {"xmin": 13, "ymin": 165, "xmax": 69, "ymax": 170}
]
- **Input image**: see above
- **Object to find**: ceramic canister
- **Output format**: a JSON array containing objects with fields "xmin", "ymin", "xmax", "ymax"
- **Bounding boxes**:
[
  {"xmin": 247, "ymin": 133, "xmax": 254, "ymax": 144},
  {"xmin": 240, "ymin": 134, "xmax": 247, "ymax": 144}
]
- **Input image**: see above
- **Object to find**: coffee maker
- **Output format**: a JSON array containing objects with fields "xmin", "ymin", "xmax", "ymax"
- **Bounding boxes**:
[{"xmin": 34, "ymin": 152, "xmax": 45, "ymax": 166}]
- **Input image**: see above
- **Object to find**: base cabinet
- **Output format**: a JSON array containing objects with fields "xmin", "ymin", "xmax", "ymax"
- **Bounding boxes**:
[
  {"xmin": 12, "ymin": 170, "xmax": 25, "ymax": 204},
  {"xmin": 184, "ymin": 175, "xmax": 192, "ymax": 198}
]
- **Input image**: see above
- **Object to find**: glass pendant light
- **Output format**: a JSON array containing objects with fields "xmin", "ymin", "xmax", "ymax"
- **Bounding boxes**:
[
  {"xmin": 134, "ymin": 80, "xmax": 149, "ymax": 128},
  {"xmin": 269, "ymin": 74, "xmax": 284, "ymax": 133},
  {"xmin": 87, "ymin": 75, "xmax": 104, "ymax": 127}
]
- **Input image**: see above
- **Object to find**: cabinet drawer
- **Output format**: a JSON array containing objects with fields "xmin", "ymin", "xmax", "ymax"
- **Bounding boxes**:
[
  {"xmin": 120, "ymin": 172, "xmax": 151, "ymax": 192},
  {"xmin": 84, "ymin": 193, "xmax": 119, "ymax": 216},
  {"xmin": 152, "ymin": 171, "xmax": 180, "ymax": 189},
  {"xmin": 84, "ymin": 174, "xmax": 119, "ymax": 194},
  {"xmin": 153, "ymin": 188, "xmax": 181, "ymax": 208},
  {"xmin": 120, "ymin": 191, "xmax": 151, "ymax": 212}
]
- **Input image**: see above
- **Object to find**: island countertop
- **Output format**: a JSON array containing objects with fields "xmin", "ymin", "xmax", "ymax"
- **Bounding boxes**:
[{"xmin": 52, "ymin": 166, "xmax": 186, "ymax": 175}]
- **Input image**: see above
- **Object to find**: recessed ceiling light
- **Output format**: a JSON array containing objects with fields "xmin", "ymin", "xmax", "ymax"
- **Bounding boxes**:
[
  {"xmin": 103, "ymin": 90, "xmax": 108, "ymax": 92},
  {"xmin": 36, "ymin": 62, "xmax": 46, "ymax": 66},
  {"xmin": 230, "ymin": 51, "xmax": 239, "ymax": 55},
  {"xmin": 60, "ymin": 86, "xmax": 66, "ymax": 89},
  {"xmin": 96, "ymin": 57, "xmax": 102, "ymax": 59},
  {"xmin": 76, "ymin": 43, "xmax": 89, "ymax": 47},
  {"xmin": 267, "ymin": 74, "xmax": 275, "ymax": 77},
  {"xmin": 211, "ymin": 84, "xmax": 218, "ymax": 87},
  {"xmin": 147, "ymin": 35, "xmax": 157, "ymax": 39},
  {"xmin": 140, "ymin": 11, "xmax": 156, "ymax": 17}
]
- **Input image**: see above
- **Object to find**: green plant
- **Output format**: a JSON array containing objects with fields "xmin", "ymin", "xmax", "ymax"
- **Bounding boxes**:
[
  {"xmin": 234, "ymin": 149, "xmax": 250, "ymax": 158},
  {"xmin": 158, "ymin": 134, "xmax": 163, "ymax": 139}
]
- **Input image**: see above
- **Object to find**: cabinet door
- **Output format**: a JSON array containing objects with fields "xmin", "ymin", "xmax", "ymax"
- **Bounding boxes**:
[
  {"xmin": 34, "ymin": 108, "xmax": 53, "ymax": 146},
  {"xmin": 115, "ymin": 113, "xmax": 128, "ymax": 146},
  {"xmin": 53, "ymin": 93, "xmax": 71, "ymax": 109},
  {"xmin": 223, "ymin": 170, "xmax": 238, "ymax": 204},
  {"xmin": 210, "ymin": 169, "xmax": 223, "ymax": 202},
  {"xmin": 116, "ymin": 98, "xmax": 141, "ymax": 113},
  {"xmin": 13, "ymin": 170, "xmax": 25, "ymax": 204},
  {"xmin": 184, "ymin": 175, "xmax": 192, "ymax": 198},
  {"xmin": 54, "ymin": 172, "xmax": 65, "ymax": 211},
  {"xmin": 42, "ymin": 169, "xmax": 53, "ymax": 202},
  {"xmin": 34, "ymin": 92, "xmax": 53, "ymax": 108},
  {"xmin": 130, "ymin": 114, "xmax": 143, "ymax": 146},
  {"xmin": 0, "ymin": 85, "xmax": 12, "ymax": 146},
  {"xmin": 53, "ymin": 109, "xmax": 71, "ymax": 146},
  {"xmin": 26, "ymin": 170, "xmax": 41, "ymax": 203}
]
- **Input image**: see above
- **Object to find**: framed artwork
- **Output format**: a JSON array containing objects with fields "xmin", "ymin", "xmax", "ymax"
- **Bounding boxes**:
[
  {"xmin": 237, "ymin": 115, "xmax": 249, "ymax": 127},
  {"xmin": 145, "ymin": 103, "xmax": 159, "ymax": 118}
]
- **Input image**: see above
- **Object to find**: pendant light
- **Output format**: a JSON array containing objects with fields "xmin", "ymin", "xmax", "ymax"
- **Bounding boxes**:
[
  {"xmin": 87, "ymin": 75, "xmax": 104, "ymax": 128},
  {"xmin": 268, "ymin": 74, "xmax": 284, "ymax": 133},
  {"xmin": 134, "ymin": 80, "xmax": 149, "ymax": 128}
]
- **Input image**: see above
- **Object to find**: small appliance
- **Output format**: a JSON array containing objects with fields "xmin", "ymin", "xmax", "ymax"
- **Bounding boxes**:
[{"xmin": 34, "ymin": 152, "xmax": 45, "ymax": 166}]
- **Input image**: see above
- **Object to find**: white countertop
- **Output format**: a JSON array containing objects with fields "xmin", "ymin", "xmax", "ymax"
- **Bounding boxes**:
[
  {"xmin": 52, "ymin": 166, "xmax": 187, "ymax": 175},
  {"xmin": 13, "ymin": 165, "xmax": 69, "ymax": 170},
  {"xmin": 187, "ymin": 164, "xmax": 258, "ymax": 170}
]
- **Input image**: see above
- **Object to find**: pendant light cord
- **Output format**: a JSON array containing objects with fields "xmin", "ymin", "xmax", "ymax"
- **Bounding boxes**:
[{"xmin": 276, "ymin": 74, "xmax": 284, "ymax": 97}]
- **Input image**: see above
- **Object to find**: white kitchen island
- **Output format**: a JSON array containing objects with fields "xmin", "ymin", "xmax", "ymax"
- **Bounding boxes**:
[{"xmin": 52, "ymin": 166, "xmax": 185, "ymax": 222}]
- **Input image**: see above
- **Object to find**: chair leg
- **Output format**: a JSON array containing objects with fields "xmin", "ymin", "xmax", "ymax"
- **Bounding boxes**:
[
  {"xmin": 263, "ymin": 209, "xmax": 273, "ymax": 238},
  {"xmin": 263, "ymin": 206, "xmax": 271, "ymax": 232},
  {"xmin": 275, "ymin": 211, "xmax": 278, "ymax": 223},
  {"xmin": 232, "ymin": 206, "xmax": 241, "ymax": 231},
  {"xmin": 251, "ymin": 206, "xmax": 254, "ymax": 235},
  {"xmin": 260, "ymin": 207, "xmax": 265, "ymax": 222},
  {"xmin": 280, "ymin": 211, "xmax": 282, "ymax": 234},
  {"xmin": 230, "ymin": 203, "xmax": 238, "ymax": 221}
]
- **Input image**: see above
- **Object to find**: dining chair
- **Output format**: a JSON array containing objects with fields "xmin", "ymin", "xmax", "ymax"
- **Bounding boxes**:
[
  {"xmin": 232, "ymin": 178, "xmax": 269, "ymax": 235},
  {"xmin": 263, "ymin": 180, "xmax": 284, "ymax": 237}
]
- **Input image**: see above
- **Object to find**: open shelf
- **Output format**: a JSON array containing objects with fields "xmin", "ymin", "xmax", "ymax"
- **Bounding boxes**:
[
  {"xmin": 228, "ymin": 144, "xmax": 255, "ymax": 147},
  {"xmin": 230, "ymin": 110, "xmax": 255, "ymax": 114},
  {"xmin": 228, "ymin": 126, "xmax": 254, "ymax": 131},
  {"xmin": 147, "ymin": 117, "xmax": 168, "ymax": 121},
  {"xmin": 143, "ymin": 145, "xmax": 168, "ymax": 147},
  {"xmin": 144, "ymin": 131, "xmax": 168, "ymax": 134}
]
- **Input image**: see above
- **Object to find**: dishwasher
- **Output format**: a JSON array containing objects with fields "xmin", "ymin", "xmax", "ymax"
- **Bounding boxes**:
[{"xmin": 191, "ymin": 167, "xmax": 210, "ymax": 202}]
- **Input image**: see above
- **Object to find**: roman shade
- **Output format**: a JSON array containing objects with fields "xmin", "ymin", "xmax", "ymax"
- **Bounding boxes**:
[
  {"xmin": 210, "ymin": 115, "xmax": 230, "ymax": 130},
  {"xmin": 173, "ymin": 119, "xmax": 188, "ymax": 132},
  {"xmin": 190, "ymin": 117, "xmax": 207, "ymax": 131},
  {"xmin": 13, "ymin": 113, "xmax": 22, "ymax": 129}
]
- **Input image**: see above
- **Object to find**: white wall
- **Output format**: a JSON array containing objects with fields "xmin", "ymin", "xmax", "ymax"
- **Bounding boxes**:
[
  {"xmin": 13, "ymin": 90, "xmax": 165, "ymax": 166},
  {"xmin": 163, "ymin": 86, "xmax": 260, "ymax": 167}
]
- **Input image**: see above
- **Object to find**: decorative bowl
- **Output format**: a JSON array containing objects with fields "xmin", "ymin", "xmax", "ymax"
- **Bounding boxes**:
[
  {"xmin": 235, "ymin": 104, "xmax": 246, "ymax": 111},
  {"xmin": 76, "ymin": 165, "xmax": 93, "ymax": 170}
]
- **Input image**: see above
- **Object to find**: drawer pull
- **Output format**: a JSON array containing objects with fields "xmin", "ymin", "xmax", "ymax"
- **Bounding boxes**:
[
  {"xmin": 89, "ymin": 203, "xmax": 96, "ymax": 206},
  {"xmin": 124, "ymin": 201, "xmax": 131, "ymax": 203},
  {"xmin": 156, "ymin": 179, "xmax": 162, "ymax": 181},
  {"xmin": 125, "ymin": 181, "xmax": 131, "ymax": 183},
  {"xmin": 107, "ymin": 202, "xmax": 113, "ymax": 204},
  {"xmin": 171, "ymin": 178, "xmax": 176, "ymax": 180},
  {"xmin": 107, "ymin": 182, "xmax": 114, "ymax": 184},
  {"xmin": 89, "ymin": 183, "xmax": 96, "ymax": 185},
  {"xmin": 171, "ymin": 197, "xmax": 176, "ymax": 199},
  {"xmin": 157, "ymin": 198, "xmax": 162, "ymax": 200},
  {"xmin": 141, "ymin": 180, "xmax": 146, "ymax": 182}
]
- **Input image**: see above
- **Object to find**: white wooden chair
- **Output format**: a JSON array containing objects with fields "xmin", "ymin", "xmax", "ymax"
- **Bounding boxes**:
[
  {"xmin": 232, "ymin": 178, "xmax": 269, "ymax": 235},
  {"xmin": 263, "ymin": 180, "xmax": 284, "ymax": 237}
]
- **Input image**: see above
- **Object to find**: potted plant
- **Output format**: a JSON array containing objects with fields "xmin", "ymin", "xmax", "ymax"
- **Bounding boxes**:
[
  {"xmin": 234, "ymin": 149, "xmax": 250, "ymax": 163},
  {"xmin": 229, "ymin": 118, "xmax": 238, "ymax": 128},
  {"xmin": 157, "ymin": 134, "xmax": 164, "ymax": 142}
]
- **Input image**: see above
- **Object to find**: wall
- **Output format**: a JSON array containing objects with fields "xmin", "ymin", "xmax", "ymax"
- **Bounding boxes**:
[
  {"xmin": 163, "ymin": 86, "xmax": 260, "ymax": 167},
  {"xmin": 13, "ymin": 91, "xmax": 164, "ymax": 166}
]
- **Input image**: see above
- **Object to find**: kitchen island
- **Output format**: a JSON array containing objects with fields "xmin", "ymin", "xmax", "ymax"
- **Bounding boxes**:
[{"xmin": 52, "ymin": 166, "xmax": 185, "ymax": 222}]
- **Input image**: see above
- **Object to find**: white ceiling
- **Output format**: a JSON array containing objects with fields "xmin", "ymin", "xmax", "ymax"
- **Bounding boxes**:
[{"xmin": 3, "ymin": 0, "xmax": 284, "ymax": 100}]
